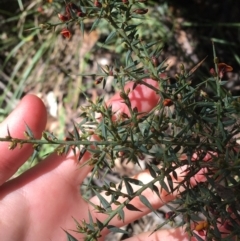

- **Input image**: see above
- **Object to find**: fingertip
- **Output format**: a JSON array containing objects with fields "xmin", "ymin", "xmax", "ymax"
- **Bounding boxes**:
[
  {"xmin": 19, "ymin": 94, "xmax": 47, "ymax": 137},
  {"xmin": 0, "ymin": 94, "xmax": 47, "ymax": 184}
]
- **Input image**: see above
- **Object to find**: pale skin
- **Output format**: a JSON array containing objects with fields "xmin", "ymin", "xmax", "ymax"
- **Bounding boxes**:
[{"xmin": 0, "ymin": 79, "xmax": 215, "ymax": 241}]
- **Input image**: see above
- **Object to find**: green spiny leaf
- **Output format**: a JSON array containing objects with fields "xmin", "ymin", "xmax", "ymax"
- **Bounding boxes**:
[
  {"xmin": 93, "ymin": 190, "xmax": 111, "ymax": 210},
  {"xmin": 139, "ymin": 194, "xmax": 159, "ymax": 217},
  {"xmin": 107, "ymin": 225, "xmax": 129, "ymax": 234},
  {"xmin": 149, "ymin": 183, "xmax": 160, "ymax": 198},
  {"xmin": 123, "ymin": 179, "xmax": 134, "ymax": 195},
  {"xmin": 24, "ymin": 122, "xmax": 34, "ymax": 138},
  {"xmin": 126, "ymin": 203, "xmax": 142, "ymax": 212},
  {"xmin": 105, "ymin": 31, "xmax": 117, "ymax": 45},
  {"xmin": 118, "ymin": 208, "xmax": 125, "ymax": 222},
  {"xmin": 63, "ymin": 230, "xmax": 78, "ymax": 241},
  {"xmin": 124, "ymin": 177, "xmax": 144, "ymax": 186}
]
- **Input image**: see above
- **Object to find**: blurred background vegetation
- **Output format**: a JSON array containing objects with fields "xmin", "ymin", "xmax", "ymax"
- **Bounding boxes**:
[
  {"xmin": 0, "ymin": 0, "xmax": 240, "ymax": 238},
  {"xmin": 1, "ymin": 0, "xmax": 239, "ymax": 124}
]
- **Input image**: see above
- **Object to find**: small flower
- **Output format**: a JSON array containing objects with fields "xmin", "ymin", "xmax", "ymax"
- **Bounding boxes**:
[
  {"xmin": 65, "ymin": 2, "xmax": 82, "ymax": 19},
  {"xmin": 165, "ymin": 211, "xmax": 175, "ymax": 219},
  {"xmin": 151, "ymin": 56, "xmax": 159, "ymax": 67},
  {"xmin": 227, "ymin": 205, "xmax": 234, "ymax": 214},
  {"xmin": 37, "ymin": 7, "xmax": 44, "ymax": 14},
  {"xmin": 194, "ymin": 221, "xmax": 209, "ymax": 236},
  {"xmin": 122, "ymin": 0, "xmax": 129, "ymax": 4},
  {"xmin": 133, "ymin": 8, "xmax": 148, "ymax": 14},
  {"xmin": 163, "ymin": 99, "xmax": 173, "ymax": 107},
  {"xmin": 108, "ymin": 70, "xmax": 113, "ymax": 76},
  {"xmin": 194, "ymin": 221, "xmax": 208, "ymax": 231},
  {"xmin": 210, "ymin": 63, "xmax": 233, "ymax": 78},
  {"xmin": 133, "ymin": 106, "xmax": 138, "ymax": 113},
  {"xmin": 223, "ymin": 220, "xmax": 233, "ymax": 231},
  {"xmin": 94, "ymin": 0, "xmax": 102, "ymax": 8},
  {"xmin": 218, "ymin": 63, "xmax": 233, "ymax": 78},
  {"xmin": 119, "ymin": 91, "xmax": 128, "ymax": 100},
  {"xmin": 60, "ymin": 28, "xmax": 72, "ymax": 39},
  {"xmin": 58, "ymin": 13, "xmax": 70, "ymax": 22},
  {"xmin": 77, "ymin": 11, "xmax": 86, "ymax": 17},
  {"xmin": 95, "ymin": 77, "xmax": 104, "ymax": 85},
  {"xmin": 121, "ymin": 112, "xmax": 129, "ymax": 119},
  {"xmin": 209, "ymin": 68, "xmax": 216, "ymax": 77},
  {"xmin": 39, "ymin": 23, "xmax": 52, "ymax": 30},
  {"xmin": 69, "ymin": 2, "xmax": 81, "ymax": 13}
]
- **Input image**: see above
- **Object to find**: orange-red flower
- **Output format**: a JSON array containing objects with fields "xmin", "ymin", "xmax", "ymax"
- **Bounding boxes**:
[
  {"xmin": 95, "ymin": 77, "xmax": 104, "ymax": 85},
  {"xmin": 94, "ymin": 0, "xmax": 102, "ymax": 8},
  {"xmin": 165, "ymin": 211, "xmax": 175, "ymax": 219},
  {"xmin": 133, "ymin": 8, "xmax": 148, "ymax": 14},
  {"xmin": 163, "ymin": 99, "xmax": 173, "ymax": 107},
  {"xmin": 60, "ymin": 28, "xmax": 72, "ymax": 39},
  {"xmin": 218, "ymin": 63, "xmax": 233, "ymax": 78},
  {"xmin": 210, "ymin": 63, "xmax": 233, "ymax": 78},
  {"xmin": 195, "ymin": 221, "xmax": 208, "ymax": 231},
  {"xmin": 194, "ymin": 221, "xmax": 209, "ymax": 236},
  {"xmin": 58, "ymin": 13, "xmax": 70, "ymax": 22},
  {"xmin": 68, "ymin": 3, "xmax": 81, "ymax": 13}
]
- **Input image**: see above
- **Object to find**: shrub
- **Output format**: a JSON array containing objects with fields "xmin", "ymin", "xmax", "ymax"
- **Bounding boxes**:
[{"xmin": 1, "ymin": 1, "xmax": 240, "ymax": 240}]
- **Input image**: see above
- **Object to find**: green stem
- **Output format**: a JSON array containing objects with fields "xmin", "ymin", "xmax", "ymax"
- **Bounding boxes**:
[{"xmin": 0, "ymin": 137, "xmax": 222, "ymax": 148}]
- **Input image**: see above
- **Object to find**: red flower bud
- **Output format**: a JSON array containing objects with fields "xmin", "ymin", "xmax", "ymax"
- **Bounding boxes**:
[
  {"xmin": 133, "ymin": 106, "xmax": 138, "ymax": 113},
  {"xmin": 197, "ymin": 230, "xmax": 205, "ymax": 236},
  {"xmin": 94, "ymin": 0, "xmax": 102, "ymax": 8},
  {"xmin": 151, "ymin": 56, "xmax": 159, "ymax": 67},
  {"xmin": 69, "ymin": 3, "xmax": 81, "ymax": 13},
  {"xmin": 58, "ymin": 13, "xmax": 70, "ymax": 22},
  {"xmin": 37, "ymin": 7, "xmax": 44, "ymax": 13},
  {"xmin": 218, "ymin": 63, "xmax": 233, "ymax": 72},
  {"xmin": 120, "ymin": 92, "xmax": 127, "ymax": 100},
  {"xmin": 223, "ymin": 220, "xmax": 233, "ymax": 231},
  {"xmin": 210, "ymin": 63, "xmax": 233, "ymax": 79},
  {"xmin": 121, "ymin": 112, "xmax": 129, "ymax": 119},
  {"xmin": 118, "ymin": 151, "xmax": 125, "ymax": 157},
  {"xmin": 60, "ymin": 28, "xmax": 72, "ymax": 39},
  {"xmin": 163, "ymin": 99, "xmax": 173, "ymax": 107},
  {"xmin": 108, "ymin": 70, "xmax": 113, "ymax": 76},
  {"xmin": 227, "ymin": 205, "xmax": 234, "ymax": 214},
  {"xmin": 137, "ymin": 152, "xmax": 144, "ymax": 160},
  {"xmin": 165, "ymin": 211, "xmax": 175, "ymax": 219},
  {"xmin": 64, "ymin": 136, "xmax": 73, "ymax": 141},
  {"xmin": 209, "ymin": 68, "xmax": 216, "ymax": 77},
  {"xmin": 77, "ymin": 11, "xmax": 86, "ymax": 17},
  {"xmin": 217, "ymin": 62, "xmax": 233, "ymax": 78},
  {"xmin": 194, "ymin": 221, "xmax": 208, "ymax": 231},
  {"xmin": 122, "ymin": 0, "xmax": 129, "ymax": 4},
  {"xmin": 95, "ymin": 77, "xmax": 104, "ymax": 85},
  {"xmin": 133, "ymin": 8, "xmax": 148, "ymax": 14}
]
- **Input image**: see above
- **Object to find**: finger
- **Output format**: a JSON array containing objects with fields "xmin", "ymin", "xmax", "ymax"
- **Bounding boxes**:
[
  {"xmin": 58, "ymin": 78, "xmax": 160, "ymax": 185},
  {"xmin": 2, "ymin": 79, "xmax": 159, "ymax": 186},
  {"xmin": 123, "ymin": 220, "xmax": 234, "ymax": 241},
  {"xmin": 48, "ymin": 78, "xmax": 160, "ymax": 185},
  {"xmin": 123, "ymin": 226, "xmax": 195, "ymax": 241},
  {"xmin": 90, "ymin": 165, "xmax": 207, "ymax": 235},
  {"xmin": 106, "ymin": 78, "xmax": 160, "ymax": 117},
  {"xmin": 0, "ymin": 95, "xmax": 47, "ymax": 184}
]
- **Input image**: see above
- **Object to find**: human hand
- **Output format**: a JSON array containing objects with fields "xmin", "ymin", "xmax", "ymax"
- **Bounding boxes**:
[{"xmin": 0, "ymin": 79, "xmax": 219, "ymax": 241}]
